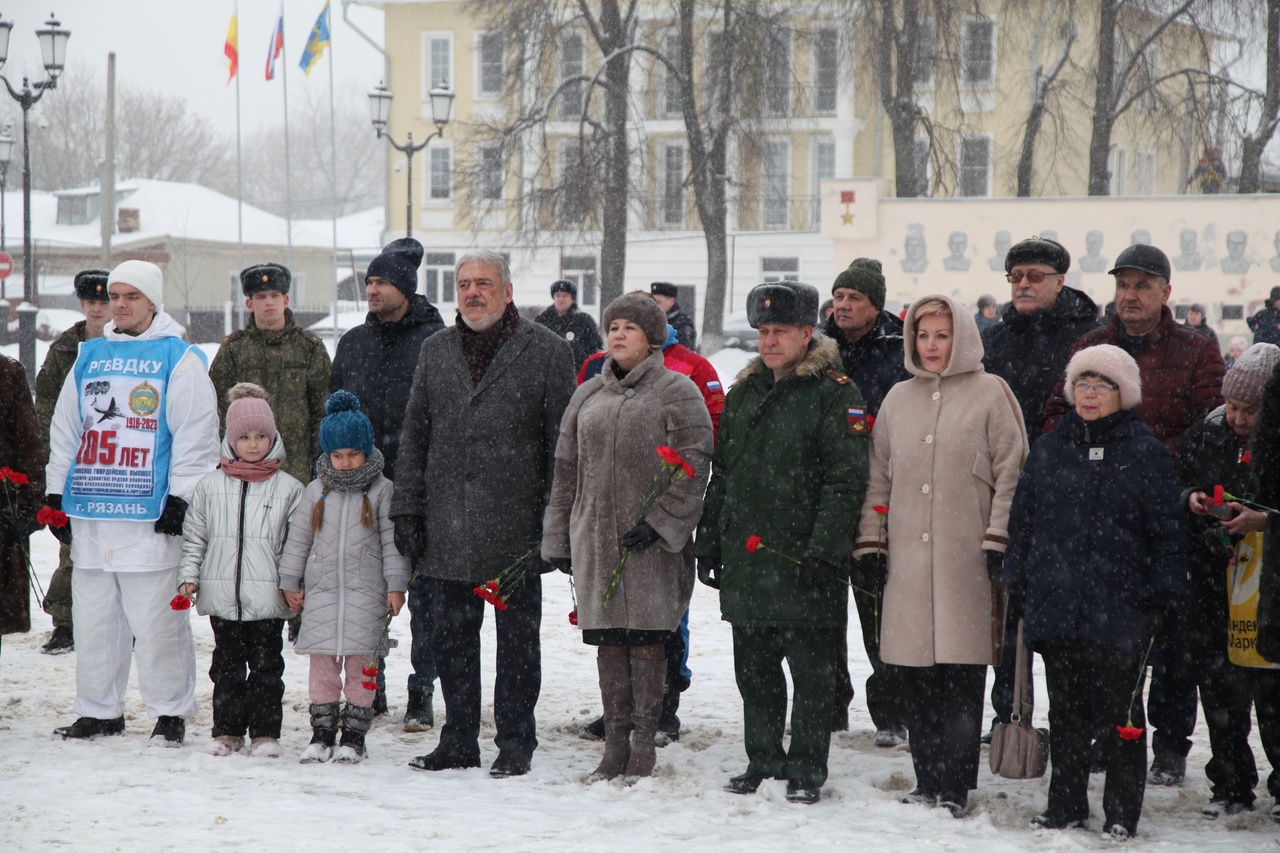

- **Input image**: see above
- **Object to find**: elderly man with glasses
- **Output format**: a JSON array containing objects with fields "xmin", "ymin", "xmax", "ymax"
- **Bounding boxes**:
[{"xmin": 977, "ymin": 236, "xmax": 1101, "ymax": 744}]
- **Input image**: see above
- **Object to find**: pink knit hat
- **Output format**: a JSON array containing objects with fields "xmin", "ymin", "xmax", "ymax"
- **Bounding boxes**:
[
  {"xmin": 1064, "ymin": 344, "xmax": 1142, "ymax": 410},
  {"xmin": 225, "ymin": 383, "xmax": 277, "ymax": 444}
]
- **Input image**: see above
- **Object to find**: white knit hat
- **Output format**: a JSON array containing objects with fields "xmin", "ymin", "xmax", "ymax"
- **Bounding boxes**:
[
  {"xmin": 1064, "ymin": 344, "xmax": 1142, "ymax": 410},
  {"xmin": 108, "ymin": 260, "xmax": 163, "ymax": 310}
]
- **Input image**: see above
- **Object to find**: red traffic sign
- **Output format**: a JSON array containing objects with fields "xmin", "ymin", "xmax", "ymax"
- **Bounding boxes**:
[{"xmin": 0, "ymin": 252, "xmax": 12, "ymax": 278}]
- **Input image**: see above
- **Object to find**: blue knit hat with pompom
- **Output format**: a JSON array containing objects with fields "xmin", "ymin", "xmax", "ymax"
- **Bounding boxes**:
[{"xmin": 320, "ymin": 390, "xmax": 374, "ymax": 455}]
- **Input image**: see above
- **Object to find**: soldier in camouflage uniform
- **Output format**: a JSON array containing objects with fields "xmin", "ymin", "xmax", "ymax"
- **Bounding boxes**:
[
  {"xmin": 33, "ymin": 269, "xmax": 112, "ymax": 654},
  {"xmin": 208, "ymin": 263, "xmax": 331, "ymax": 486}
]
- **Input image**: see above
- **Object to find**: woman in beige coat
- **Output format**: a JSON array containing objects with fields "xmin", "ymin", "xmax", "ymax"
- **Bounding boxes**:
[
  {"xmin": 854, "ymin": 294, "xmax": 1027, "ymax": 817},
  {"xmin": 543, "ymin": 293, "xmax": 713, "ymax": 783}
]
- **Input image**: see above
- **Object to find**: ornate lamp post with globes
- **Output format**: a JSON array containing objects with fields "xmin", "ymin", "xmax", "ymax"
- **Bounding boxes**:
[
  {"xmin": 368, "ymin": 81, "xmax": 455, "ymax": 239},
  {"xmin": 0, "ymin": 13, "xmax": 70, "ymax": 383}
]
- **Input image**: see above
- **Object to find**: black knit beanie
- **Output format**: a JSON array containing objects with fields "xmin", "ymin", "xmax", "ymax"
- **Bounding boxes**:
[{"xmin": 366, "ymin": 237, "xmax": 424, "ymax": 298}]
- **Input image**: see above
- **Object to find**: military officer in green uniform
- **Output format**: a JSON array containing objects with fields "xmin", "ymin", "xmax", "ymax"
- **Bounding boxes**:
[
  {"xmin": 695, "ymin": 280, "xmax": 869, "ymax": 805},
  {"xmin": 33, "ymin": 269, "xmax": 113, "ymax": 654},
  {"xmin": 208, "ymin": 263, "xmax": 331, "ymax": 485}
]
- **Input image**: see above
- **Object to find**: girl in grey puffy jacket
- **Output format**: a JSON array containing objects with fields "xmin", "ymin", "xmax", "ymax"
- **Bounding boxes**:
[
  {"xmin": 178, "ymin": 384, "xmax": 305, "ymax": 756},
  {"xmin": 278, "ymin": 391, "xmax": 407, "ymax": 763}
]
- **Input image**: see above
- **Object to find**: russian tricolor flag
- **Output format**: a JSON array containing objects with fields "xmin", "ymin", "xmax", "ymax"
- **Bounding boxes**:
[{"xmin": 265, "ymin": 7, "xmax": 284, "ymax": 81}]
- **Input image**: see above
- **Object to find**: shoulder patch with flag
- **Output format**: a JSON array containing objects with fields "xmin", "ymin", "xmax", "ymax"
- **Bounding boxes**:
[{"xmin": 847, "ymin": 406, "xmax": 868, "ymax": 435}]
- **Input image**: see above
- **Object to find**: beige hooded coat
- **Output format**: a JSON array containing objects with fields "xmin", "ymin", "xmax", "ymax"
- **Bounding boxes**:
[{"xmin": 854, "ymin": 294, "xmax": 1027, "ymax": 667}]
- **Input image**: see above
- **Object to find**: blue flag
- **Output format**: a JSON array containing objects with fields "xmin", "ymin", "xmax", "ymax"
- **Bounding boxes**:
[{"xmin": 299, "ymin": 0, "xmax": 330, "ymax": 76}]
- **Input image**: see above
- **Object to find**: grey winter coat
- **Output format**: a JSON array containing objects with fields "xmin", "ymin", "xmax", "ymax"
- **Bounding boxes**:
[
  {"xmin": 279, "ymin": 475, "xmax": 409, "ymax": 655},
  {"xmin": 542, "ymin": 350, "xmax": 713, "ymax": 632},
  {"xmin": 391, "ymin": 318, "xmax": 576, "ymax": 583},
  {"xmin": 178, "ymin": 436, "xmax": 304, "ymax": 621}
]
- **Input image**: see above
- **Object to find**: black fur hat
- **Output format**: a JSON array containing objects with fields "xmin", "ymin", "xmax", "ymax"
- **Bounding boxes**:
[
  {"xmin": 746, "ymin": 281, "xmax": 820, "ymax": 329},
  {"xmin": 240, "ymin": 262, "xmax": 292, "ymax": 296}
]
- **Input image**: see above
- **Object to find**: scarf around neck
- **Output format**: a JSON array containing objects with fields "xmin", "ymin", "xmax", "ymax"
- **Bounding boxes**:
[
  {"xmin": 221, "ymin": 455, "xmax": 281, "ymax": 483},
  {"xmin": 316, "ymin": 446, "xmax": 385, "ymax": 493},
  {"xmin": 457, "ymin": 301, "xmax": 521, "ymax": 383}
]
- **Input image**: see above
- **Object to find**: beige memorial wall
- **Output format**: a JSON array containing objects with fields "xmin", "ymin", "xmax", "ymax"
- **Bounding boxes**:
[{"xmin": 820, "ymin": 179, "xmax": 1280, "ymax": 342}]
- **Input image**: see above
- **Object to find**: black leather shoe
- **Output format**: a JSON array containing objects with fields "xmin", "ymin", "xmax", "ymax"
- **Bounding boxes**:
[
  {"xmin": 490, "ymin": 751, "xmax": 532, "ymax": 777},
  {"xmin": 53, "ymin": 716, "xmax": 125, "ymax": 740},
  {"xmin": 578, "ymin": 715, "xmax": 606, "ymax": 741},
  {"xmin": 724, "ymin": 769, "xmax": 769, "ymax": 794},
  {"xmin": 40, "ymin": 626, "xmax": 74, "ymax": 655},
  {"xmin": 1031, "ymin": 812, "xmax": 1087, "ymax": 829},
  {"xmin": 900, "ymin": 788, "xmax": 936, "ymax": 805},
  {"xmin": 408, "ymin": 746, "xmax": 481, "ymax": 772},
  {"xmin": 150, "ymin": 715, "xmax": 185, "ymax": 747},
  {"xmin": 786, "ymin": 780, "xmax": 821, "ymax": 804}
]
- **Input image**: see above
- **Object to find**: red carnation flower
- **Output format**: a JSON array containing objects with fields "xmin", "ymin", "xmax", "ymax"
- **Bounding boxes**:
[
  {"xmin": 7, "ymin": 471, "xmax": 28, "ymax": 486},
  {"xmin": 867, "ymin": 414, "xmax": 876, "ymax": 432},
  {"xmin": 1242, "ymin": 450, "xmax": 1252, "ymax": 466},
  {"xmin": 568, "ymin": 609, "xmax": 578, "ymax": 626},
  {"xmin": 361, "ymin": 680, "xmax": 378, "ymax": 691},
  {"xmin": 656, "ymin": 445, "xmax": 683, "ymax": 467},
  {"xmin": 872, "ymin": 505, "xmax": 889, "ymax": 516},
  {"xmin": 485, "ymin": 580, "xmax": 500, "ymax": 594},
  {"xmin": 745, "ymin": 535, "xmax": 762, "ymax": 554},
  {"xmin": 495, "ymin": 599, "xmax": 509, "ymax": 611},
  {"xmin": 1116, "ymin": 724, "xmax": 1144, "ymax": 741},
  {"xmin": 169, "ymin": 594, "xmax": 192, "ymax": 611},
  {"xmin": 0, "ymin": 467, "xmax": 10, "ymax": 481},
  {"xmin": 1212, "ymin": 485, "xmax": 1225, "ymax": 506},
  {"xmin": 680, "ymin": 460, "xmax": 695, "ymax": 479},
  {"xmin": 361, "ymin": 666, "xmax": 379, "ymax": 677}
]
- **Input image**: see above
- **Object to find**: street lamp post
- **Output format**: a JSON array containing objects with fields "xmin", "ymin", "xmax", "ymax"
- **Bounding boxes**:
[
  {"xmin": 0, "ymin": 126, "xmax": 13, "ymax": 347},
  {"xmin": 0, "ymin": 13, "xmax": 70, "ymax": 384},
  {"xmin": 368, "ymin": 81, "xmax": 454, "ymax": 238}
]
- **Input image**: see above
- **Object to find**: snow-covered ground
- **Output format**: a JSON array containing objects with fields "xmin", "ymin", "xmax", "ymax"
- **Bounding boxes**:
[{"xmin": 4, "ymin": 344, "xmax": 1277, "ymax": 850}]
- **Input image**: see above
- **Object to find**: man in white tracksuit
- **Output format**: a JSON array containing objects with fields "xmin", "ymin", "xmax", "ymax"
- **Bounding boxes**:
[{"xmin": 46, "ymin": 260, "xmax": 219, "ymax": 745}]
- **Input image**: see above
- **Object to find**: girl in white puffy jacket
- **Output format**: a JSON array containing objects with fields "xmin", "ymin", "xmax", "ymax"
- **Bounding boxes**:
[{"xmin": 178, "ymin": 383, "xmax": 304, "ymax": 758}]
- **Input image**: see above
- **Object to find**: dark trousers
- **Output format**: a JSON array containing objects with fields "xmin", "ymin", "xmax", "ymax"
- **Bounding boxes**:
[
  {"xmin": 407, "ymin": 567, "xmax": 438, "ymax": 693},
  {"xmin": 1041, "ymin": 639, "xmax": 1147, "ymax": 834},
  {"xmin": 990, "ymin": 595, "xmax": 1032, "ymax": 726},
  {"xmin": 42, "ymin": 541, "xmax": 74, "ymax": 628},
  {"xmin": 896, "ymin": 662, "xmax": 985, "ymax": 799},
  {"xmin": 732, "ymin": 625, "xmax": 838, "ymax": 787},
  {"xmin": 851, "ymin": 584, "xmax": 906, "ymax": 731},
  {"xmin": 208, "ymin": 616, "xmax": 286, "ymax": 740},
  {"xmin": 433, "ymin": 575, "xmax": 541, "ymax": 758},
  {"xmin": 1149, "ymin": 608, "xmax": 1198, "ymax": 763},
  {"xmin": 1255, "ymin": 669, "xmax": 1280, "ymax": 800}
]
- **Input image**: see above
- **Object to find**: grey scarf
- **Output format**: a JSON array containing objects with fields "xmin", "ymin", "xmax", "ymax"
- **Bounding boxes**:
[{"xmin": 316, "ymin": 446, "xmax": 385, "ymax": 493}]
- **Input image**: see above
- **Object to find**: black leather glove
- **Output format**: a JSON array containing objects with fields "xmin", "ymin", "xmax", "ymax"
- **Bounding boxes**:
[
  {"xmin": 1007, "ymin": 588, "xmax": 1026, "ymax": 624},
  {"xmin": 800, "ymin": 556, "xmax": 839, "ymax": 589},
  {"xmin": 549, "ymin": 557, "xmax": 572, "ymax": 575},
  {"xmin": 985, "ymin": 550, "xmax": 1004, "ymax": 586},
  {"xmin": 153, "ymin": 495, "xmax": 188, "ymax": 536},
  {"xmin": 392, "ymin": 515, "xmax": 427, "ymax": 559},
  {"xmin": 851, "ymin": 553, "xmax": 887, "ymax": 589},
  {"xmin": 620, "ymin": 522, "xmax": 661, "ymax": 551},
  {"xmin": 44, "ymin": 494, "xmax": 72, "ymax": 545},
  {"xmin": 697, "ymin": 557, "xmax": 721, "ymax": 590}
]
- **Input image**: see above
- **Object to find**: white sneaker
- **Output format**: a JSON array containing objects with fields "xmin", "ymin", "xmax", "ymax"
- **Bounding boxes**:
[
  {"xmin": 207, "ymin": 735, "xmax": 244, "ymax": 756},
  {"xmin": 299, "ymin": 742, "xmax": 333, "ymax": 764},
  {"xmin": 250, "ymin": 737, "xmax": 282, "ymax": 758}
]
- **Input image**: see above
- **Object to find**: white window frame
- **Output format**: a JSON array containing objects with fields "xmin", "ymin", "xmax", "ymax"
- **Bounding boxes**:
[
  {"xmin": 476, "ymin": 142, "xmax": 504, "ymax": 202},
  {"xmin": 476, "ymin": 30, "xmax": 504, "ymax": 99},
  {"xmin": 914, "ymin": 19, "xmax": 936, "ymax": 90},
  {"xmin": 559, "ymin": 142, "xmax": 589, "ymax": 226},
  {"xmin": 559, "ymin": 32, "xmax": 586, "ymax": 120},
  {"xmin": 913, "ymin": 136, "xmax": 931, "ymax": 197},
  {"xmin": 1108, "ymin": 145, "xmax": 1128, "ymax": 196},
  {"xmin": 421, "ymin": 32, "xmax": 454, "ymax": 98},
  {"xmin": 663, "ymin": 33, "xmax": 682, "ymax": 116},
  {"xmin": 960, "ymin": 15, "xmax": 996, "ymax": 88},
  {"xmin": 812, "ymin": 26, "xmax": 839, "ymax": 114},
  {"xmin": 766, "ymin": 28, "xmax": 792, "ymax": 117},
  {"xmin": 660, "ymin": 142, "xmax": 686, "ymax": 228},
  {"xmin": 1134, "ymin": 148, "xmax": 1156, "ymax": 195},
  {"xmin": 425, "ymin": 143, "xmax": 452, "ymax": 204},
  {"xmin": 957, "ymin": 133, "xmax": 992, "ymax": 197},
  {"xmin": 424, "ymin": 252, "xmax": 457, "ymax": 305},
  {"xmin": 761, "ymin": 256, "xmax": 800, "ymax": 283},
  {"xmin": 705, "ymin": 30, "xmax": 727, "ymax": 117},
  {"xmin": 762, "ymin": 138, "xmax": 791, "ymax": 229},
  {"xmin": 562, "ymin": 255, "xmax": 598, "ymax": 306}
]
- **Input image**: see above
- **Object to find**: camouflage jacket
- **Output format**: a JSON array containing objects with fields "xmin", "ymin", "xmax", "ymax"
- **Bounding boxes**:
[
  {"xmin": 208, "ymin": 310, "xmax": 331, "ymax": 483},
  {"xmin": 35, "ymin": 321, "xmax": 91, "ymax": 458}
]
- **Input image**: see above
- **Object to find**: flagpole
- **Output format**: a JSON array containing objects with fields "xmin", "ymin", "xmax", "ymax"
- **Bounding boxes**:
[
  {"xmin": 327, "ymin": 5, "xmax": 339, "ymax": 344},
  {"xmin": 235, "ymin": 3, "xmax": 244, "ymax": 331},
  {"xmin": 281, "ymin": 10, "xmax": 294, "ymax": 275}
]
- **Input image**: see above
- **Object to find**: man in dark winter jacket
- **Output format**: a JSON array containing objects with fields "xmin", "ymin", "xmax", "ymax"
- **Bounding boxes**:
[
  {"xmin": 33, "ymin": 269, "xmax": 112, "ymax": 656},
  {"xmin": 1044, "ymin": 242, "xmax": 1225, "ymax": 788},
  {"xmin": 534, "ymin": 279, "xmax": 603, "ymax": 369},
  {"xmin": 822, "ymin": 257, "xmax": 909, "ymax": 744},
  {"xmin": 980, "ymin": 237, "xmax": 1097, "ymax": 737},
  {"xmin": 329, "ymin": 237, "xmax": 445, "ymax": 732},
  {"xmin": 651, "ymin": 281, "xmax": 697, "ymax": 351},
  {"xmin": 1248, "ymin": 287, "xmax": 1280, "ymax": 346},
  {"xmin": 209, "ymin": 263, "xmax": 331, "ymax": 485},
  {"xmin": 391, "ymin": 249, "xmax": 575, "ymax": 779},
  {"xmin": 696, "ymin": 280, "xmax": 869, "ymax": 805}
]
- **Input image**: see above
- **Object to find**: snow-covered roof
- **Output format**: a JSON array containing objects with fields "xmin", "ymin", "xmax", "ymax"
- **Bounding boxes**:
[{"xmin": 1, "ymin": 180, "xmax": 384, "ymax": 251}]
